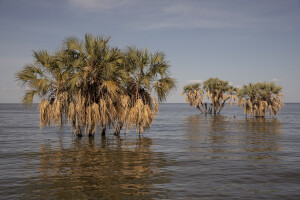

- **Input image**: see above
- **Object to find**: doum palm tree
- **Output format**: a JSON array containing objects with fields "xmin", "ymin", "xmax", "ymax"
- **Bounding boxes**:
[
  {"xmin": 237, "ymin": 82, "xmax": 284, "ymax": 118},
  {"xmin": 16, "ymin": 34, "xmax": 176, "ymax": 136},
  {"xmin": 122, "ymin": 47, "xmax": 175, "ymax": 134},
  {"xmin": 182, "ymin": 78, "xmax": 237, "ymax": 114}
]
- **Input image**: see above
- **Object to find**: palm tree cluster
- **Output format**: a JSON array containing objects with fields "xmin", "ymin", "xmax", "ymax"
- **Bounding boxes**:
[
  {"xmin": 182, "ymin": 78, "xmax": 284, "ymax": 118},
  {"xmin": 237, "ymin": 82, "xmax": 284, "ymax": 117},
  {"xmin": 16, "ymin": 34, "xmax": 175, "ymax": 136},
  {"xmin": 182, "ymin": 78, "xmax": 237, "ymax": 114}
]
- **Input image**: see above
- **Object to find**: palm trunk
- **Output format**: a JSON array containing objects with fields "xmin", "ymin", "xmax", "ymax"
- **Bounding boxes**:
[
  {"xmin": 217, "ymin": 99, "xmax": 228, "ymax": 114},
  {"xmin": 196, "ymin": 105, "xmax": 204, "ymax": 113},
  {"xmin": 88, "ymin": 123, "xmax": 95, "ymax": 137},
  {"xmin": 101, "ymin": 126, "xmax": 106, "ymax": 136},
  {"xmin": 201, "ymin": 103, "xmax": 208, "ymax": 114},
  {"xmin": 75, "ymin": 115, "xmax": 82, "ymax": 137},
  {"xmin": 75, "ymin": 126, "xmax": 82, "ymax": 137},
  {"xmin": 114, "ymin": 122, "xmax": 123, "ymax": 136}
]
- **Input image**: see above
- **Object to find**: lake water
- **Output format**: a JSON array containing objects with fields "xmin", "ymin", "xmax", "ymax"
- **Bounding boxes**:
[{"xmin": 0, "ymin": 103, "xmax": 300, "ymax": 199}]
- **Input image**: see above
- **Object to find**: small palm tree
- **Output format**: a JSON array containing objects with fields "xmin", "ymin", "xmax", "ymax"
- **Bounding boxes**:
[
  {"xmin": 182, "ymin": 83, "xmax": 205, "ymax": 113},
  {"xmin": 182, "ymin": 78, "xmax": 237, "ymax": 114},
  {"xmin": 203, "ymin": 78, "xmax": 237, "ymax": 114},
  {"xmin": 237, "ymin": 82, "xmax": 284, "ymax": 118}
]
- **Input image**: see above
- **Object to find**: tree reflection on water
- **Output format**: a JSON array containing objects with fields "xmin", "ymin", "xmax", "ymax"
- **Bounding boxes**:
[
  {"xmin": 241, "ymin": 118, "xmax": 281, "ymax": 160},
  {"xmin": 184, "ymin": 115, "xmax": 281, "ymax": 160},
  {"xmin": 25, "ymin": 136, "xmax": 170, "ymax": 199}
]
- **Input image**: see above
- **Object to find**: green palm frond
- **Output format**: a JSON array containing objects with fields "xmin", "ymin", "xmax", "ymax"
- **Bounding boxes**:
[
  {"xmin": 154, "ymin": 77, "xmax": 176, "ymax": 102},
  {"xmin": 63, "ymin": 36, "xmax": 83, "ymax": 53},
  {"xmin": 22, "ymin": 90, "xmax": 37, "ymax": 106}
]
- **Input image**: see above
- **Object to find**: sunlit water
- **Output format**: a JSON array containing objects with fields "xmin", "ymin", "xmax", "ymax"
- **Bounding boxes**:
[{"xmin": 0, "ymin": 103, "xmax": 300, "ymax": 199}]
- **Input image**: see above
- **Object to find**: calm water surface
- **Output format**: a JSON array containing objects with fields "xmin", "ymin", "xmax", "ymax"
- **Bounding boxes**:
[{"xmin": 0, "ymin": 103, "xmax": 300, "ymax": 199}]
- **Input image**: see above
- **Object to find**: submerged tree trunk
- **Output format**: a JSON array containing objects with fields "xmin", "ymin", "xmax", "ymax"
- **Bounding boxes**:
[
  {"xmin": 75, "ymin": 125, "xmax": 82, "ymax": 137},
  {"xmin": 217, "ymin": 100, "xmax": 227, "ymax": 114},
  {"xmin": 208, "ymin": 105, "xmax": 212, "ymax": 114},
  {"xmin": 196, "ymin": 104, "xmax": 204, "ymax": 113},
  {"xmin": 114, "ymin": 122, "xmax": 123, "ymax": 136},
  {"xmin": 101, "ymin": 127, "xmax": 106, "ymax": 136},
  {"xmin": 75, "ymin": 115, "xmax": 82, "ymax": 137},
  {"xmin": 88, "ymin": 123, "xmax": 95, "ymax": 137}
]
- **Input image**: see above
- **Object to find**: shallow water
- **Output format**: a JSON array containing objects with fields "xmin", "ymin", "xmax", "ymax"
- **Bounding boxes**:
[{"xmin": 0, "ymin": 103, "xmax": 300, "ymax": 199}]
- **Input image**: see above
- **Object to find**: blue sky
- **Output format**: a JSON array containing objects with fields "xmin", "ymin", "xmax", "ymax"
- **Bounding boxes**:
[{"xmin": 0, "ymin": 0, "xmax": 300, "ymax": 103}]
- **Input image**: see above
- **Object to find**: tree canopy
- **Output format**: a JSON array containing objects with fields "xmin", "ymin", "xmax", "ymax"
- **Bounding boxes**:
[
  {"xmin": 237, "ymin": 82, "xmax": 284, "ymax": 118},
  {"xmin": 182, "ymin": 78, "xmax": 237, "ymax": 114}
]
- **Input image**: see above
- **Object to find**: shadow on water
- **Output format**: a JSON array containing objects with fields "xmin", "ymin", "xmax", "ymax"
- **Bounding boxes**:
[
  {"xmin": 184, "ymin": 115, "xmax": 281, "ymax": 160},
  {"xmin": 24, "ymin": 136, "xmax": 171, "ymax": 199}
]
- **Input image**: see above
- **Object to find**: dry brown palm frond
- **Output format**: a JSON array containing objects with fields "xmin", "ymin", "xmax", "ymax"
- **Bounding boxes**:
[
  {"xmin": 121, "ymin": 95, "xmax": 130, "ymax": 108},
  {"xmin": 127, "ymin": 98, "xmax": 145, "ymax": 133},
  {"xmin": 117, "ymin": 95, "xmax": 130, "ymax": 125},
  {"xmin": 100, "ymin": 81, "xmax": 119, "ymax": 98},
  {"xmin": 91, "ymin": 103, "xmax": 100, "ymax": 124},
  {"xmin": 141, "ymin": 104, "xmax": 154, "ymax": 133},
  {"xmin": 153, "ymin": 97, "xmax": 159, "ymax": 115},
  {"xmin": 206, "ymin": 91, "xmax": 210, "ymax": 99},
  {"xmin": 68, "ymin": 101, "xmax": 76, "ymax": 132},
  {"xmin": 52, "ymin": 99, "xmax": 62, "ymax": 127},
  {"xmin": 105, "ymin": 96, "xmax": 116, "ymax": 127},
  {"xmin": 213, "ymin": 95, "xmax": 217, "ymax": 103},
  {"xmin": 99, "ymin": 98, "xmax": 108, "ymax": 128},
  {"xmin": 247, "ymin": 99, "xmax": 253, "ymax": 111},
  {"xmin": 39, "ymin": 99, "xmax": 50, "ymax": 129},
  {"xmin": 253, "ymin": 104, "xmax": 258, "ymax": 116},
  {"xmin": 86, "ymin": 105, "xmax": 93, "ymax": 134},
  {"xmin": 75, "ymin": 95, "xmax": 86, "ymax": 125}
]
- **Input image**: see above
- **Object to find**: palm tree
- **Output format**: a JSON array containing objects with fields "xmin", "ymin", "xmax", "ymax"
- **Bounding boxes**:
[
  {"xmin": 237, "ymin": 82, "xmax": 284, "ymax": 118},
  {"xmin": 63, "ymin": 34, "xmax": 126, "ymax": 136},
  {"xmin": 182, "ymin": 83, "xmax": 205, "ymax": 113},
  {"xmin": 16, "ymin": 34, "xmax": 128, "ymax": 136},
  {"xmin": 182, "ymin": 78, "xmax": 237, "ymax": 114},
  {"xmin": 16, "ymin": 49, "xmax": 73, "ymax": 130},
  {"xmin": 122, "ymin": 47, "xmax": 176, "ymax": 134},
  {"xmin": 203, "ymin": 78, "xmax": 237, "ymax": 114},
  {"xmin": 16, "ymin": 34, "xmax": 175, "ymax": 136}
]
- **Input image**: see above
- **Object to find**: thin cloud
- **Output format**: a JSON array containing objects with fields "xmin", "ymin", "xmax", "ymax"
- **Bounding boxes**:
[
  {"xmin": 69, "ymin": 0, "xmax": 136, "ymax": 11},
  {"xmin": 67, "ymin": 0, "xmax": 299, "ymax": 31},
  {"xmin": 271, "ymin": 78, "xmax": 283, "ymax": 82},
  {"xmin": 135, "ymin": 1, "xmax": 254, "ymax": 30}
]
